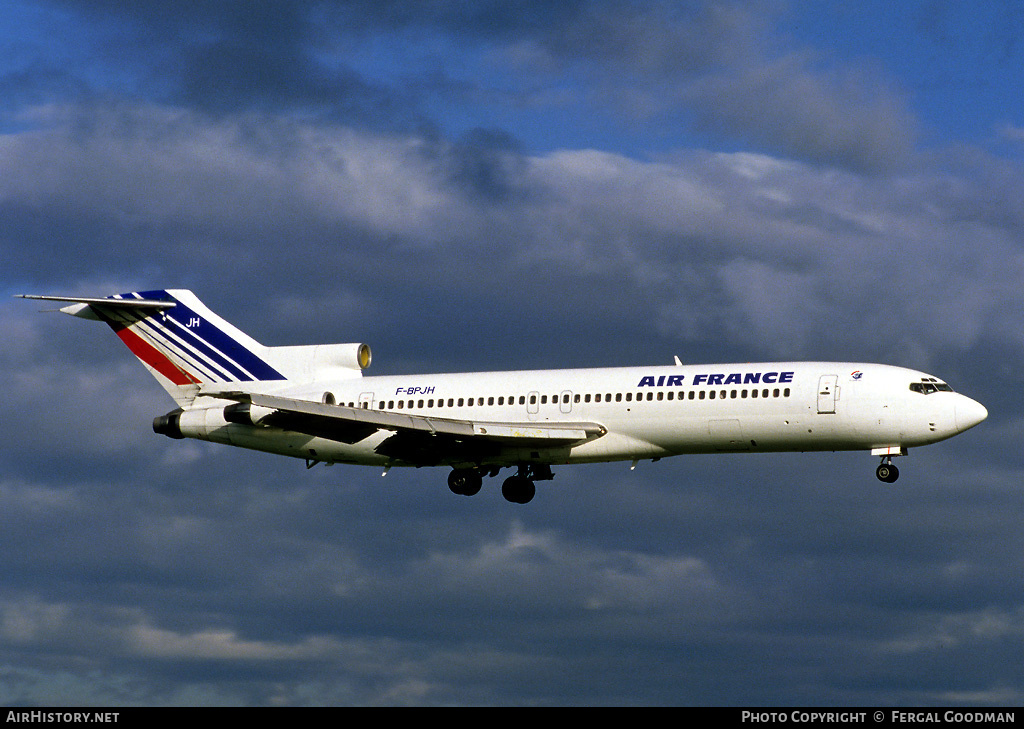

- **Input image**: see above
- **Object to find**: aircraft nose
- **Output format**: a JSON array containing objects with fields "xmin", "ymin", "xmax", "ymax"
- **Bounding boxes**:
[{"xmin": 955, "ymin": 396, "xmax": 988, "ymax": 432}]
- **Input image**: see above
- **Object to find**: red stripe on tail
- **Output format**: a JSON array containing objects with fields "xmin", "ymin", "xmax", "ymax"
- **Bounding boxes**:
[{"xmin": 113, "ymin": 325, "xmax": 200, "ymax": 386}]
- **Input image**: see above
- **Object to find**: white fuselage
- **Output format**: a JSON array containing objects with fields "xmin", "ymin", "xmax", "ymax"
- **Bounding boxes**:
[
  {"xmin": 21, "ymin": 290, "xmax": 988, "ymax": 495},
  {"xmin": 176, "ymin": 361, "xmax": 987, "ymax": 469}
]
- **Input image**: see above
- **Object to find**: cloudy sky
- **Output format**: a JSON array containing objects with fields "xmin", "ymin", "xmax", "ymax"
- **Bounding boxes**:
[{"xmin": 2, "ymin": 0, "xmax": 1023, "ymax": 706}]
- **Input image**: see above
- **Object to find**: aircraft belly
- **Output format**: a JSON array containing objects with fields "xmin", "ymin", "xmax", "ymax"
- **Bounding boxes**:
[
  {"xmin": 707, "ymin": 419, "xmax": 749, "ymax": 451},
  {"xmin": 630, "ymin": 410, "xmax": 889, "ymax": 455},
  {"xmin": 568, "ymin": 432, "xmax": 670, "ymax": 463},
  {"xmin": 222, "ymin": 425, "xmax": 362, "ymax": 462}
]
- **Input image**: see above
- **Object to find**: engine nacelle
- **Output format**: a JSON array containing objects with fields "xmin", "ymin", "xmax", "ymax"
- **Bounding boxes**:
[
  {"xmin": 263, "ymin": 343, "xmax": 371, "ymax": 381},
  {"xmin": 153, "ymin": 408, "xmax": 184, "ymax": 439},
  {"xmin": 223, "ymin": 402, "xmax": 277, "ymax": 426},
  {"xmin": 321, "ymin": 342, "xmax": 371, "ymax": 371},
  {"xmin": 154, "ymin": 406, "xmax": 230, "ymax": 441}
]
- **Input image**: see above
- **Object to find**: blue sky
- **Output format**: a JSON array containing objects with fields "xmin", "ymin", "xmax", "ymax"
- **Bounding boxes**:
[{"xmin": 2, "ymin": 0, "xmax": 1023, "ymax": 706}]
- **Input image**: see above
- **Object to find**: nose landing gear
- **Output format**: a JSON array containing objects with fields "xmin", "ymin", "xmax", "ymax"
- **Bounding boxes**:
[{"xmin": 876, "ymin": 456, "xmax": 900, "ymax": 483}]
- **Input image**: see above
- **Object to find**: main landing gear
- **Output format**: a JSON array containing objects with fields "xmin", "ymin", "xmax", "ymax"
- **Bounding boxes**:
[
  {"xmin": 876, "ymin": 456, "xmax": 900, "ymax": 483},
  {"xmin": 447, "ymin": 464, "xmax": 553, "ymax": 504},
  {"xmin": 447, "ymin": 468, "xmax": 484, "ymax": 496}
]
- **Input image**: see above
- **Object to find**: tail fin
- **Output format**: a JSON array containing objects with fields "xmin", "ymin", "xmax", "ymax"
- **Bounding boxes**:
[
  {"xmin": 20, "ymin": 289, "xmax": 287, "ymax": 404},
  {"xmin": 21, "ymin": 289, "xmax": 372, "ymax": 405}
]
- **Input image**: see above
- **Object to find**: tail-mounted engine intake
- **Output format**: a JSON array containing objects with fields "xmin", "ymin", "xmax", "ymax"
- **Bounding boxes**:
[{"xmin": 262, "ymin": 342, "xmax": 372, "ymax": 381}]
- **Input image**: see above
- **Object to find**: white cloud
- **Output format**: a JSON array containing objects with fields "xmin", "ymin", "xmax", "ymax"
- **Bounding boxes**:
[
  {"xmin": 5, "ymin": 103, "xmax": 1024, "ymax": 367},
  {"xmin": 878, "ymin": 607, "xmax": 1024, "ymax": 654}
]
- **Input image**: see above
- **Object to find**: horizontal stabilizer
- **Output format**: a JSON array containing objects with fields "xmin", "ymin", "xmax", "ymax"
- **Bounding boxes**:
[{"xmin": 16, "ymin": 294, "xmax": 175, "ymax": 310}]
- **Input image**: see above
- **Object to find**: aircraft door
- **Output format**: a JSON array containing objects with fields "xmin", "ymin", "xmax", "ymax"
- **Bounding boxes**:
[
  {"xmin": 527, "ymin": 391, "xmax": 540, "ymax": 421},
  {"xmin": 559, "ymin": 390, "xmax": 573, "ymax": 414},
  {"xmin": 359, "ymin": 392, "xmax": 375, "ymax": 410},
  {"xmin": 817, "ymin": 375, "xmax": 838, "ymax": 414}
]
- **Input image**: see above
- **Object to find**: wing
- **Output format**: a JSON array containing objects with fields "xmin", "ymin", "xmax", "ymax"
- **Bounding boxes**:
[{"xmin": 208, "ymin": 391, "xmax": 606, "ymax": 466}]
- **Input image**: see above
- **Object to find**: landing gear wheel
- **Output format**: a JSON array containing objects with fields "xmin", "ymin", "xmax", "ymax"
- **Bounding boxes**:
[
  {"xmin": 876, "ymin": 463, "xmax": 900, "ymax": 483},
  {"xmin": 448, "ymin": 468, "xmax": 483, "ymax": 496},
  {"xmin": 501, "ymin": 475, "xmax": 536, "ymax": 504}
]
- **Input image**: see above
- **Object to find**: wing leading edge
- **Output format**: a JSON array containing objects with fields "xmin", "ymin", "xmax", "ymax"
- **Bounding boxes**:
[{"xmin": 207, "ymin": 391, "xmax": 606, "ymax": 466}]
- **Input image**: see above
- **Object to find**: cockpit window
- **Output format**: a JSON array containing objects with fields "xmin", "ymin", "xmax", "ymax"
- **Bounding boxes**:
[{"xmin": 909, "ymin": 378, "xmax": 954, "ymax": 395}]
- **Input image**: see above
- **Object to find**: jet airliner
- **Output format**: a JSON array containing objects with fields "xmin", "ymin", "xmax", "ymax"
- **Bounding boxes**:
[{"xmin": 19, "ymin": 290, "xmax": 988, "ymax": 503}]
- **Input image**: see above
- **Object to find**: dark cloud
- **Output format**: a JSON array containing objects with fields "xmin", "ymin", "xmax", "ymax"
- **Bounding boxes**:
[
  {"xmin": 2, "ymin": 0, "xmax": 1022, "ymax": 707},
  {"xmin": 14, "ymin": 0, "xmax": 919, "ymax": 172}
]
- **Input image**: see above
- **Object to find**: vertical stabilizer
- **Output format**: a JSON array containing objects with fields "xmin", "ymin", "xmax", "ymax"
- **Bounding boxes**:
[{"xmin": 20, "ymin": 290, "xmax": 286, "ymax": 405}]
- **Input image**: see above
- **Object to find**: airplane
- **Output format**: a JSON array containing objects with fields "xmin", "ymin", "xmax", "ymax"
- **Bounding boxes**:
[{"xmin": 18, "ymin": 289, "xmax": 988, "ymax": 503}]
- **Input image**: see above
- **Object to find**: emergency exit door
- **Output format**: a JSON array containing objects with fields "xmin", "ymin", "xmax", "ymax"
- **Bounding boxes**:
[{"xmin": 817, "ymin": 375, "xmax": 838, "ymax": 414}]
